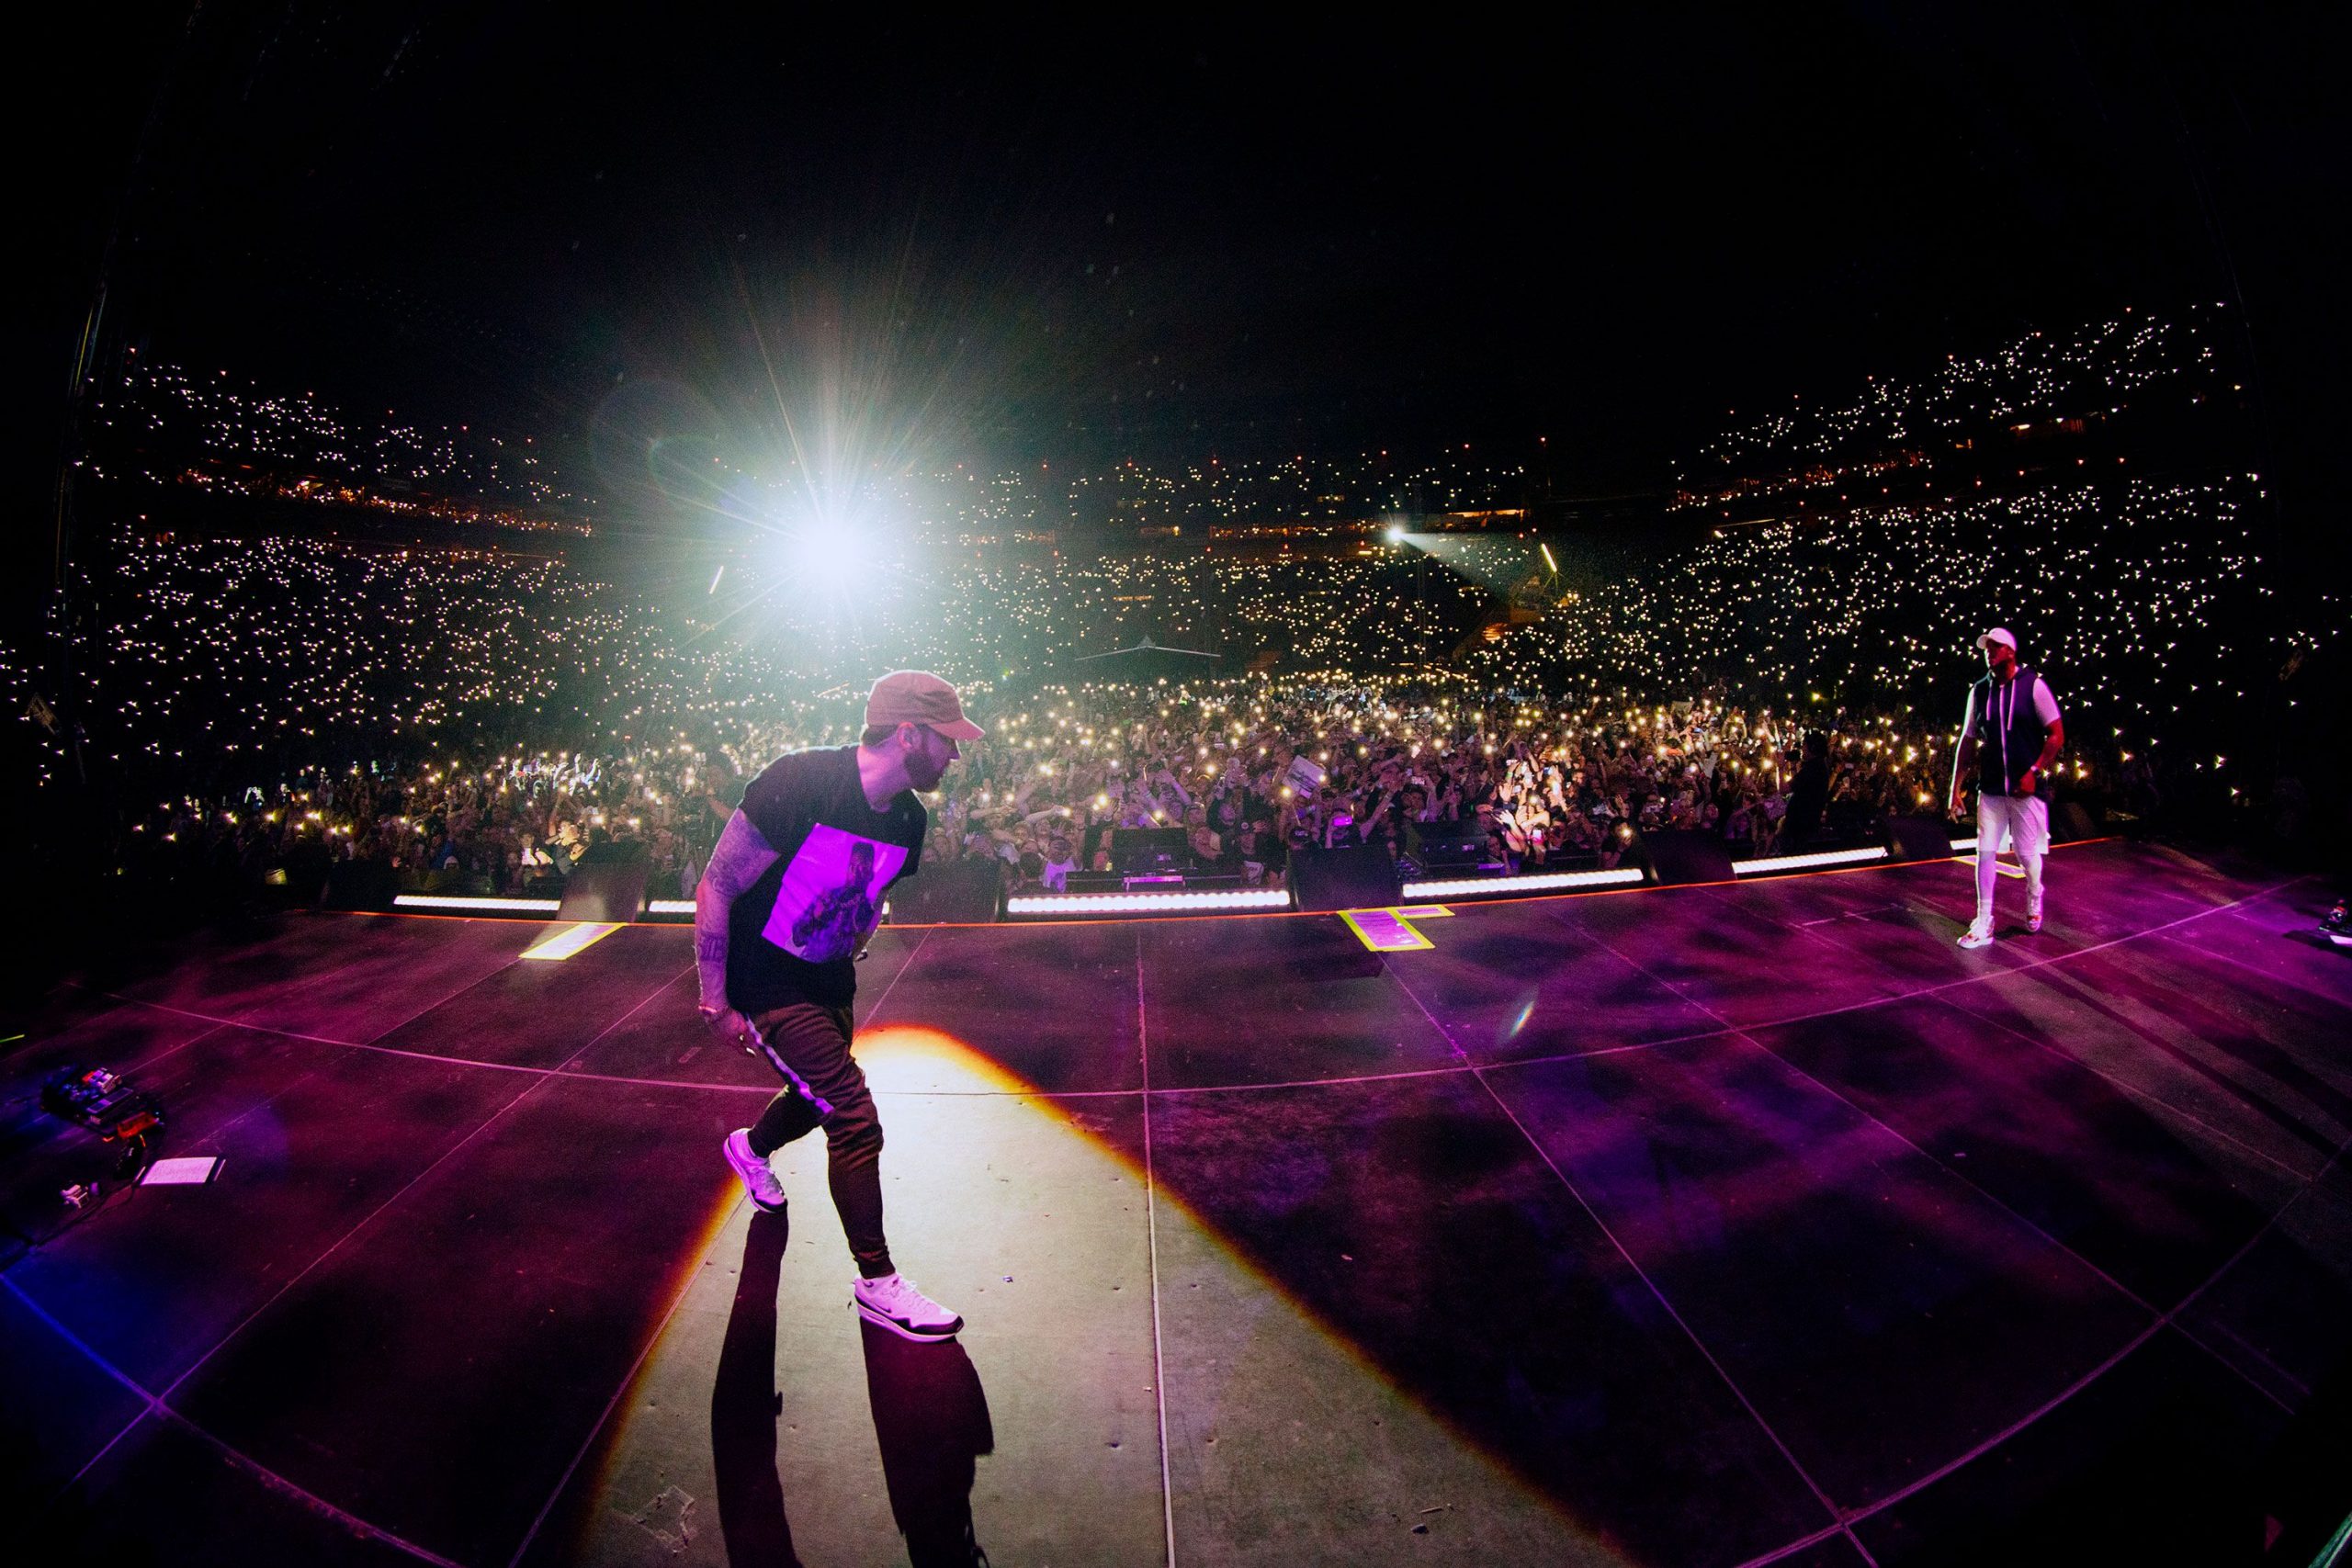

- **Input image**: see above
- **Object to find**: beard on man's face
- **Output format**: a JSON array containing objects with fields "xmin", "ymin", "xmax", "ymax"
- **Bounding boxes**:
[{"xmin": 907, "ymin": 749, "xmax": 952, "ymax": 792}]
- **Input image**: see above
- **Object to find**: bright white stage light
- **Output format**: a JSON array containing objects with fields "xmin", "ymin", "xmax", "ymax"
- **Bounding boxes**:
[
  {"xmin": 1400, "ymin": 867, "xmax": 1646, "ymax": 898},
  {"xmin": 1731, "ymin": 846, "xmax": 1890, "ymax": 874},
  {"xmin": 782, "ymin": 517, "xmax": 857, "ymax": 585},
  {"xmin": 1385, "ymin": 523, "xmax": 1407, "ymax": 545},
  {"xmin": 392, "ymin": 895, "xmax": 560, "ymax": 913},
  {"xmin": 1004, "ymin": 887, "xmax": 1293, "ymax": 917},
  {"xmin": 1948, "ymin": 836, "xmax": 1979, "ymax": 852}
]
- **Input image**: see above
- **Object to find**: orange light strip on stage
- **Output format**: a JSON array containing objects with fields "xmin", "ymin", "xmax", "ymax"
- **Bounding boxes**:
[{"xmin": 519, "ymin": 921, "xmax": 624, "ymax": 961}]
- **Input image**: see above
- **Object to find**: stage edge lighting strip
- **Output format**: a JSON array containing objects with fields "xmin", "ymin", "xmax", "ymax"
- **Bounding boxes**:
[
  {"xmin": 392, "ymin": 895, "xmax": 560, "ymax": 913},
  {"xmin": 1732, "ymin": 846, "xmax": 1891, "ymax": 874},
  {"xmin": 1400, "ymin": 868, "xmax": 1647, "ymax": 898},
  {"xmin": 645, "ymin": 899, "xmax": 695, "ymax": 916},
  {"xmin": 1948, "ymin": 836, "xmax": 1979, "ymax": 852},
  {"xmin": 1005, "ymin": 888, "xmax": 1294, "ymax": 916}
]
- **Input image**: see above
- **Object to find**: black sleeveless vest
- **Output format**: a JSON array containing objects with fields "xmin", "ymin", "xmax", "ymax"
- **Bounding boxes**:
[{"xmin": 1972, "ymin": 667, "xmax": 2047, "ymax": 797}]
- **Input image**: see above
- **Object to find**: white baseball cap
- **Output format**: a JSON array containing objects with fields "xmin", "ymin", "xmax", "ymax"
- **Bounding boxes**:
[{"xmin": 1976, "ymin": 627, "xmax": 2017, "ymax": 652}]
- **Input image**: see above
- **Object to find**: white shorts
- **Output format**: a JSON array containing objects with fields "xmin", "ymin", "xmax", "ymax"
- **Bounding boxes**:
[{"xmin": 1977, "ymin": 793, "xmax": 2050, "ymax": 859}]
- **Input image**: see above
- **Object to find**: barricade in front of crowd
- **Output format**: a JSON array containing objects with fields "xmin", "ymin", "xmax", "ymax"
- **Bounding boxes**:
[
  {"xmin": 1883, "ymin": 815, "xmax": 1964, "ymax": 863},
  {"xmin": 323, "ymin": 860, "xmax": 400, "ymax": 910},
  {"xmin": 888, "ymin": 857, "xmax": 1005, "ymax": 924},
  {"xmin": 2052, "ymin": 800, "xmax": 2101, "ymax": 844},
  {"xmin": 1403, "ymin": 818, "xmax": 1487, "ymax": 874},
  {"xmin": 557, "ymin": 840, "xmax": 650, "ymax": 924},
  {"xmin": 1109, "ymin": 828, "xmax": 1189, "ymax": 875},
  {"xmin": 1636, "ymin": 829, "xmax": 1738, "ymax": 886},
  {"xmin": 1290, "ymin": 842, "xmax": 1403, "ymax": 911}
]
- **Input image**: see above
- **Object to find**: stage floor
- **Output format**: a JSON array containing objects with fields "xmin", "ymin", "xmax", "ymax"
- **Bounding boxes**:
[{"xmin": 6, "ymin": 840, "xmax": 2349, "ymax": 1565}]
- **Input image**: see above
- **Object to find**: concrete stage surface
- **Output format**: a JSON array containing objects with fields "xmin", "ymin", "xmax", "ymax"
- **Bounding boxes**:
[{"xmin": 6, "ymin": 840, "xmax": 2349, "ymax": 1566}]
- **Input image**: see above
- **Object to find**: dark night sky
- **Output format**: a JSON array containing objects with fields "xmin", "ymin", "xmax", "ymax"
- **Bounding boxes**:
[{"xmin": 17, "ymin": 6, "xmax": 2352, "ymax": 530}]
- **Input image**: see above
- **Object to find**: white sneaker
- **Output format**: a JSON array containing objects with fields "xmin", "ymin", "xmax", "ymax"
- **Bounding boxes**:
[
  {"xmin": 722, "ymin": 1129, "xmax": 786, "ymax": 1213},
  {"xmin": 1957, "ymin": 921, "xmax": 1995, "ymax": 951},
  {"xmin": 853, "ymin": 1271, "xmax": 964, "ymax": 1341},
  {"xmin": 2026, "ymin": 907, "xmax": 2044, "ymax": 934}
]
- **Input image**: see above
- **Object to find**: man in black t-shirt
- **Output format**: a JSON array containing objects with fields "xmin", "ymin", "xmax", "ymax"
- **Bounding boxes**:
[{"xmin": 697, "ymin": 670, "xmax": 981, "ymax": 1341}]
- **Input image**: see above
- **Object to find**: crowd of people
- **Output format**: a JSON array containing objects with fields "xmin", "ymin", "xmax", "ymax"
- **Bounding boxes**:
[
  {"xmin": 98, "ymin": 670, "xmax": 2098, "ymax": 909},
  {"xmin": 21, "ymin": 298, "xmax": 2333, "ymax": 909}
]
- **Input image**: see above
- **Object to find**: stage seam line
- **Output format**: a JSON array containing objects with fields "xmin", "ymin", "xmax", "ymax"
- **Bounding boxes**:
[
  {"xmin": 150, "ymin": 1076, "xmax": 550, "ymax": 1414},
  {"xmin": 1936, "ymin": 976, "xmax": 2328, "ymax": 1183},
  {"xmin": 1136, "ymin": 925, "xmax": 1179, "ymax": 1568},
  {"xmin": 1431, "ymin": 859, "xmax": 2350, "ymax": 1557},
  {"xmin": 2197, "ymin": 1318, "xmax": 2316, "ymax": 1404},
  {"xmin": 37, "ymin": 992, "xmax": 233, "ymax": 1079},
  {"xmin": 853, "ymin": 925, "xmax": 935, "ymax": 1027},
  {"xmin": 87, "ymin": 867, "xmax": 2304, "ymax": 1109},
  {"xmin": 535, "ymin": 957, "xmax": 703, "ymax": 1076},
  {"xmin": 1589, "ymin": 921, "xmax": 2191, "ymax": 1401},
  {"xmin": 1570, "ymin": 956, "xmax": 2352, "ymax": 1545},
  {"xmin": 127, "ymin": 956, "xmax": 708, "ymax": 1558},
  {"xmin": 358, "ymin": 951, "xmax": 531, "ymax": 1047},
  {"xmin": 1515, "ymin": 870, "xmax": 2318, "ymax": 1073},
  {"xmin": 1584, "ymin": 924, "xmax": 2296, "ymax": 1425},
  {"xmin": 1731, "ymin": 1521, "xmax": 1867, "ymax": 1567},
  {"xmin": 11, "ymin": 1278, "xmax": 465, "ymax": 1566},
  {"xmin": 145, "ymin": 958, "xmax": 682, "ymax": 1410},
  {"xmin": 167, "ymin": 1408, "xmax": 471, "ymax": 1568},
  {"xmin": 511, "ymin": 927, "xmax": 933, "ymax": 1568},
  {"xmin": 1815, "ymin": 1126, "xmax": 2344, "ymax": 1544},
  {"xmin": 1472, "ymin": 1065, "xmax": 1862, "ymax": 1555},
  {"xmin": 505, "ymin": 1193, "xmax": 752, "ymax": 1568},
  {"xmin": 2143, "ymin": 919, "xmax": 2352, "ymax": 1013},
  {"xmin": 1383, "ymin": 969, "xmax": 1854, "ymax": 1549}
]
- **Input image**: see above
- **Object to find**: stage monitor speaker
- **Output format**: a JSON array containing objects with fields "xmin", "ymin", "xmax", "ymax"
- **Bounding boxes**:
[
  {"xmin": 325, "ymin": 860, "xmax": 398, "ymax": 910},
  {"xmin": 1111, "ymin": 828, "xmax": 1188, "ymax": 874},
  {"xmin": 1405, "ymin": 818, "xmax": 1487, "ymax": 869},
  {"xmin": 1884, "ymin": 815, "xmax": 1963, "ymax": 863},
  {"xmin": 558, "ymin": 843, "xmax": 649, "ymax": 923},
  {"xmin": 1290, "ymin": 843, "xmax": 1400, "ymax": 912},
  {"xmin": 887, "ymin": 857, "xmax": 1002, "ymax": 923},
  {"xmin": 1638, "ymin": 829, "xmax": 1736, "ymax": 886},
  {"xmin": 2052, "ymin": 800, "xmax": 2099, "ymax": 844}
]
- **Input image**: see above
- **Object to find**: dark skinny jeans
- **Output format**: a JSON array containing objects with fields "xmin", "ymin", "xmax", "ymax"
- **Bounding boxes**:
[{"xmin": 744, "ymin": 1001, "xmax": 893, "ymax": 1280}]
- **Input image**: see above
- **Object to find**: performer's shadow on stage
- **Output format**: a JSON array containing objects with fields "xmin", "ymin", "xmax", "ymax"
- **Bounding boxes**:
[{"xmin": 712, "ymin": 1210, "xmax": 995, "ymax": 1568}]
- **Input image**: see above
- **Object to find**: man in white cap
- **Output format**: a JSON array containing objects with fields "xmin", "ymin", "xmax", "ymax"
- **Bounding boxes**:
[
  {"xmin": 1948, "ymin": 628, "xmax": 2064, "ymax": 949},
  {"xmin": 696, "ymin": 670, "xmax": 983, "ymax": 1339}
]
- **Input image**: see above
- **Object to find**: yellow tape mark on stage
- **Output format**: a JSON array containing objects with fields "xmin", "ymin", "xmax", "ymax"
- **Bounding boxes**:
[
  {"xmin": 521, "ymin": 921, "xmax": 625, "ymax": 961},
  {"xmin": 1339, "ymin": 906, "xmax": 1455, "ymax": 953}
]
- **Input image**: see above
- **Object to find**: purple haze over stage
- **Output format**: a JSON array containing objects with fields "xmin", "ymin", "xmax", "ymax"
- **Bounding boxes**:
[{"xmin": 5, "ymin": 838, "xmax": 2348, "ymax": 1565}]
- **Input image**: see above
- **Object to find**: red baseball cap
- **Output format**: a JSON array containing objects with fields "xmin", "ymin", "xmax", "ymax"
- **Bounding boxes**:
[{"xmin": 865, "ymin": 670, "xmax": 984, "ymax": 740}]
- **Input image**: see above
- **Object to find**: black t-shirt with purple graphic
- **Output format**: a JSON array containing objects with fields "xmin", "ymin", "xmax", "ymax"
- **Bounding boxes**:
[{"xmin": 725, "ymin": 746, "xmax": 925, "ymax": 1013}]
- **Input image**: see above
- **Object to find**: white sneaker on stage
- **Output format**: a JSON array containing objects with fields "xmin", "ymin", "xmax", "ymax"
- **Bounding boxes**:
[
  {"xmin": 1958, "ymin": 920, "xmax": 1995, "ymax": 951},
  {"xmin": 854, "ymin": 1272, "xmax": 964, "ymax": 1341},
  {"xmin": 722, "ymin": 1129, "xmax": 786, "ymax": 1213}
]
